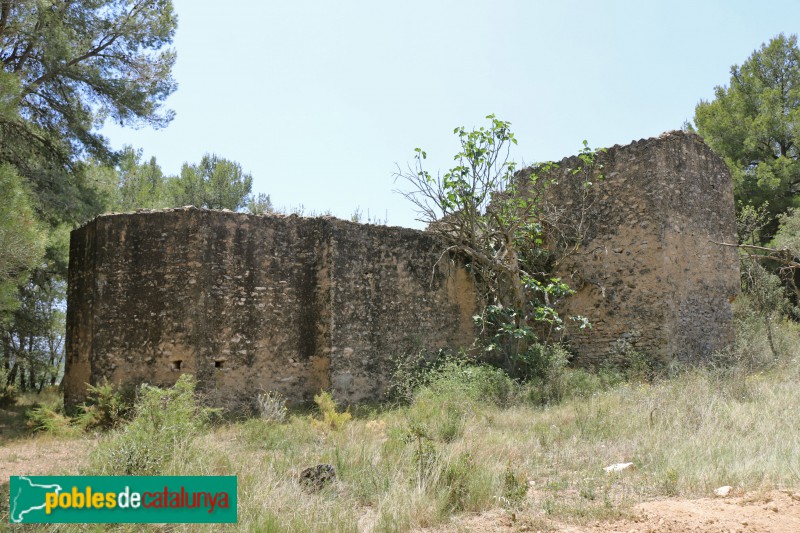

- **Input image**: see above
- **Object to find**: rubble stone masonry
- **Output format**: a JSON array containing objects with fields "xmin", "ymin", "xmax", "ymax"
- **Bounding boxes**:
[
  {"xmin": 64, "ymin": 212, "xmax": 477, "ymax": 409},
  {"xmin": 64, "ymin": 131, "xmax": 740, "ymax": 408},
  {"xmin": 529, "ymin": 131, "xmax": 740, "ymax": 366}
]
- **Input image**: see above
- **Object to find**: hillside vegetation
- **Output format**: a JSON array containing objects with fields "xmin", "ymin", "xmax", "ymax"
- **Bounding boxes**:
[{"xmin": 1, "ymin": 295, "xmax": 798, "ymax": 531}]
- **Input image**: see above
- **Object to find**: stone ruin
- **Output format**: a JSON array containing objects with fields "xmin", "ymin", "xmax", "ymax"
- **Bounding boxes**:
[
  {"xmin": 64, "ymin": 131, "xmax": 740, "ymax": 410},
  {"xmin": 539, "ymin": 131, "xmax": 740, "ymax": 366},
  {"xmin": 64, "ymin": 213, "xmax": 477, "ymax": 410}
]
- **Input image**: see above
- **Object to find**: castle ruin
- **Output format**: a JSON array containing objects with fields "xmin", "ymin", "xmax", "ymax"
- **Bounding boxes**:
[
  {"xmin": 539, "ymin": 131, "xmax": 740, "ymax": 366},
  {"xmin": 64, "ymin": 131, "xmax": 740, "ymax": 409}
]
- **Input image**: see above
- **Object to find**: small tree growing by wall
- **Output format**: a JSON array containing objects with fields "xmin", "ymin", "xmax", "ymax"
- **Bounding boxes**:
[{"xmin": 395, "ymin": 116, "xmax": 598, "ymax": 378}]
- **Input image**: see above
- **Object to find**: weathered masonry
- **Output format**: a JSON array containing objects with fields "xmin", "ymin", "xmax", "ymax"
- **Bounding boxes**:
[
  {"xmin": 533, "ymin": 131, "xmax": 740, "ymax": 366},
  {"xmin": 64, "ymin": 213, "xmax": 477, "ymax": 409},
  {"xmin": 64, "ymin": 130, "xmax": 740, "ymax": 409}
]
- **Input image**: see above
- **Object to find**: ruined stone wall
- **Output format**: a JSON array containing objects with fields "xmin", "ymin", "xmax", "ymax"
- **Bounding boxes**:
[
  {"xmin": 531, "ymin": 131, "xmax": 740, "ymax": 366},
  {"xmin": 65, "ymin": 131, "xmax": 740, "ymax": 408},
  {"xmin": 64, "ymin": 210, "xmax": 476, "ymax": 409},
  {"xmin": 326, "ymin": 223, "xmax": 477, "ymax": 401}
]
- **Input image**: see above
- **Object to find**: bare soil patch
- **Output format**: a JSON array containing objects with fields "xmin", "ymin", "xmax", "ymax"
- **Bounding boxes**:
[
  {"xmin": 0, "ymin": 433, "xmax": 93, "ymax": 523},
  {"xmin": 0, "ymin": 435, "xmax": 92, "ymax": 480},
  {"xmin": 428, "ymin": 490, "xmax": 800, "ymax": 532}
]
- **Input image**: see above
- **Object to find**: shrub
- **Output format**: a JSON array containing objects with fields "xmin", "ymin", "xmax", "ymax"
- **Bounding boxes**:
[
  {"xmin": 406, "ymin": 423, "xmax": 438, "ymax": 487},
  {"xmin": 521, "ymin": 343, "xmax": 572, "ymax": 405},
  {"xmin": 388, "ymin": 348, "xmax": 448, "ymax": 404},
  {"xmin": 423, "ymin": 357, "xmax": 517, "ymax": 406},
  {"xmin": 75, "ymin": 380, "xmax": 130, "ymax": 431},
  {"xmin": 26, "ymin": 400, "xmax": 79, "ymax": 437},
  {"xmin": 501, "ymin": 465, "xmax": 529, "ymax": 507},
  {"xmin": 406, "ymin": 358, "xmax": 516, "ymax": 442},
  {"xmin": 408, "ymin": 395, "xmax": 466, "ymax": 443},
  {"xmin": 256, "ymin": 390, "xmax": 287, "ymax": 423},
  {"xmin": 312, "ymin": 390, "xmax": 351, "ymax": 430},
  {"xmin": 90, "ymin": 375, "xmax": 213, "ymax": 475},
  {"xmin": 434, "ymin": 452, "xmax": 495, "ymax": 515}
]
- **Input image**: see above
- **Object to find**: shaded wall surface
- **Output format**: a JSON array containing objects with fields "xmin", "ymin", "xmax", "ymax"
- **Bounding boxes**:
[
  {"xmin": 65, "ymin": 131, "xmax": 741, "ymax": 409},
  {"xmin": 528, "ymin": 131, "xmax": 740, "ymax": 365},
  {"xmin": 64, "ymin": 211, "xmax": 477, "ymax": 409}
]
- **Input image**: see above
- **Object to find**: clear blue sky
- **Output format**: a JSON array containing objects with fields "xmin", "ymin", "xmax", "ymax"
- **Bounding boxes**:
[{"xmin": 102, "ymin": 0, "xmax": 800, "ymax": 229}]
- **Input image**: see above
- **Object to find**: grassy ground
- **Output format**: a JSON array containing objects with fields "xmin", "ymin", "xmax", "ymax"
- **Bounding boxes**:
[{"xmin": 1, "ymin": 306, "xmax": 799, "ymax": 531}]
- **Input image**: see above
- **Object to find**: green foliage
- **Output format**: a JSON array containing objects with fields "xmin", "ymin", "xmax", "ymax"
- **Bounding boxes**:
[
  {"xmin": 405, "ymin": 357, "xmax": 517, "ymax": 445},
  {"xmin": 398, "ymin": 116, "xmax": 597, "ymax": 378},
  {"xmin": 390, "ymin": 349, "xmax": 516, "ymax": 406},
  {"xmin": 772, "ymin": 207, "xmax": 800, "ymax": 257},
  {"xmin": 9, "ymin": 318, "xmax": 800, "ymax": 530},
  {"xmin": 0, "ymin": 367, "xmax": 17, "ymax": 407},
  {"xmin": 388, "ymin": 349, "xmax": 444, "ymax": 404},
  {"xmin": 26, "ymin": 397, "xmax": 79, "ymax": 437},
  {"xmin": 171, "ymin": 154, "xmax": 254, "ymax": 210},
  {"xmin": 0, "ymin": 164, "xmax": 46, "ymax": 316},
  {"xmin": 0, "ymin": 0, "xmax": 176, "ymax": 165},
  {"xmin": 89, "ymin": 147, "xmax": 269, "ymax": 217},
  {"xmin": 520, "ymin": 343, "xmax": 572, "ymax": 405},
  {"xmin": 92, "ymin": 146, "xmax": 171, "ymax": 212},
  {"xmin": 0, "ymin": 0, "xmax": 177, "ymax": 232},
  {"xmin": 90, "ymin": 375, "xmax": 213, "ymax": 475},
  {"xmin": 742, "ymin": 261, "xmax": 789, "ymax": 314},
  {"xmin": 409, "ymin": 396, "xmax": 466, "ymax": 444},
  {"xmin": 475, "ymin": 299, "xmax": 586, "ymax": 382},
  {"xmin": 1, "ymin": 0, "xmax": 179, "ymax": 397},
  {"xmin": 312, "ymin": 390, "xmax": 351, "ymax": 430},
  {"xmin": 25, "ymin": 406, "xmax": 75, "ymax": 436},
  {"xmin": 75, "ymin": 381, "xmax": 131, "ymax": 431},
  {"xmin": 423, "ymin": 358, "xmax": 517, "ymax": 406},
  {"xmin": 661, "ymin": 468, "xmax": 679, "ymax": 497},
  {"xmin": 3, "ymin": 271, "xmax": 66, "ymax": 393},
  {"xmin": 405, "ymin": 423, "xmax": 438, "ymax": 485},
  {"xmin": 737, "ymin": 202, "xmax": 773, "ymax": 245},
  {"xmin": 436, "ymin": 452, "xmax": 475, "ymax": 512},
  {"xmin": 717, "ymin": 293, "xmax": 800, "ymax": 370},
  {"xmin": 246, "ymin": 192, "xmax": 275, "ymax": 215},
  {"xmin": 694, "ymin": 33, "xmax": 800, "ymax": 238},
  {"xmin": 501, "ymin": 465, "xmax": 529, "ymax": 508},
  {"xmin": 739, "ymin": 259, "xmax": 794, "ymax": 360}
]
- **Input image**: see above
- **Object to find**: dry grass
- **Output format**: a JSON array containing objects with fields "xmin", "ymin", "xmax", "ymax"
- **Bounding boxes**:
[
  {"xmin": 181, "ymin": 359, "xmax": 800, "ymax": 531},
  {"xmin": 1, "ymin": 309, "xmax": 799, "ymax": 531}
]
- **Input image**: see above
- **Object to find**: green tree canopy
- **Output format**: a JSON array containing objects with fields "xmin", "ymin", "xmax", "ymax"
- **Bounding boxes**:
[
  {"xmin": 245, "ymin": 192, "xmax": 274, "ymax": 215},
  {"xmin": 90, "ymin": 145, "xmax": 169, "ymax": 212},
  {"xmin": 0, "ymin": 164, "xmax": 46, "ymax": 316},
  {"xmin": 1, "ymin": 1, "xmax": 177, "ymax": 390},
  {"xmin": 1, "ymin": 0, "xmax": 177, "ymax": 224},
  {"xmin": 694, "ymin": 33, "xmax": 800, "ymax": 239},
  {"xmin": 171, "ymin": 154, "xmax": 253, "ymax": 210}
]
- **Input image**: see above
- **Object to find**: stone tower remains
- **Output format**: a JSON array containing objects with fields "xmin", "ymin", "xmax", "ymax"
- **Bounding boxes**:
[
  {"xmin": 64, "ymin": 131, "xmax": 740, "ymax": 409},
  {"xmin": 64, "ymin": 214, "xmax": 477, "ymax": 410},
  {"xmin": 532, "ymin": 131, "xmax": 740, "ymax": 366}
]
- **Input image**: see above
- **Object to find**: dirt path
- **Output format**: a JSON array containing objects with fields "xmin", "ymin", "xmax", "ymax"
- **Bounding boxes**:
[
  {"xmin": 593, "ymin": 490, "xmax": 800, "ymax": 533},
  {"xmin": 432, "ymin": 490, "xmax": 800, "ymax": 532}
]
